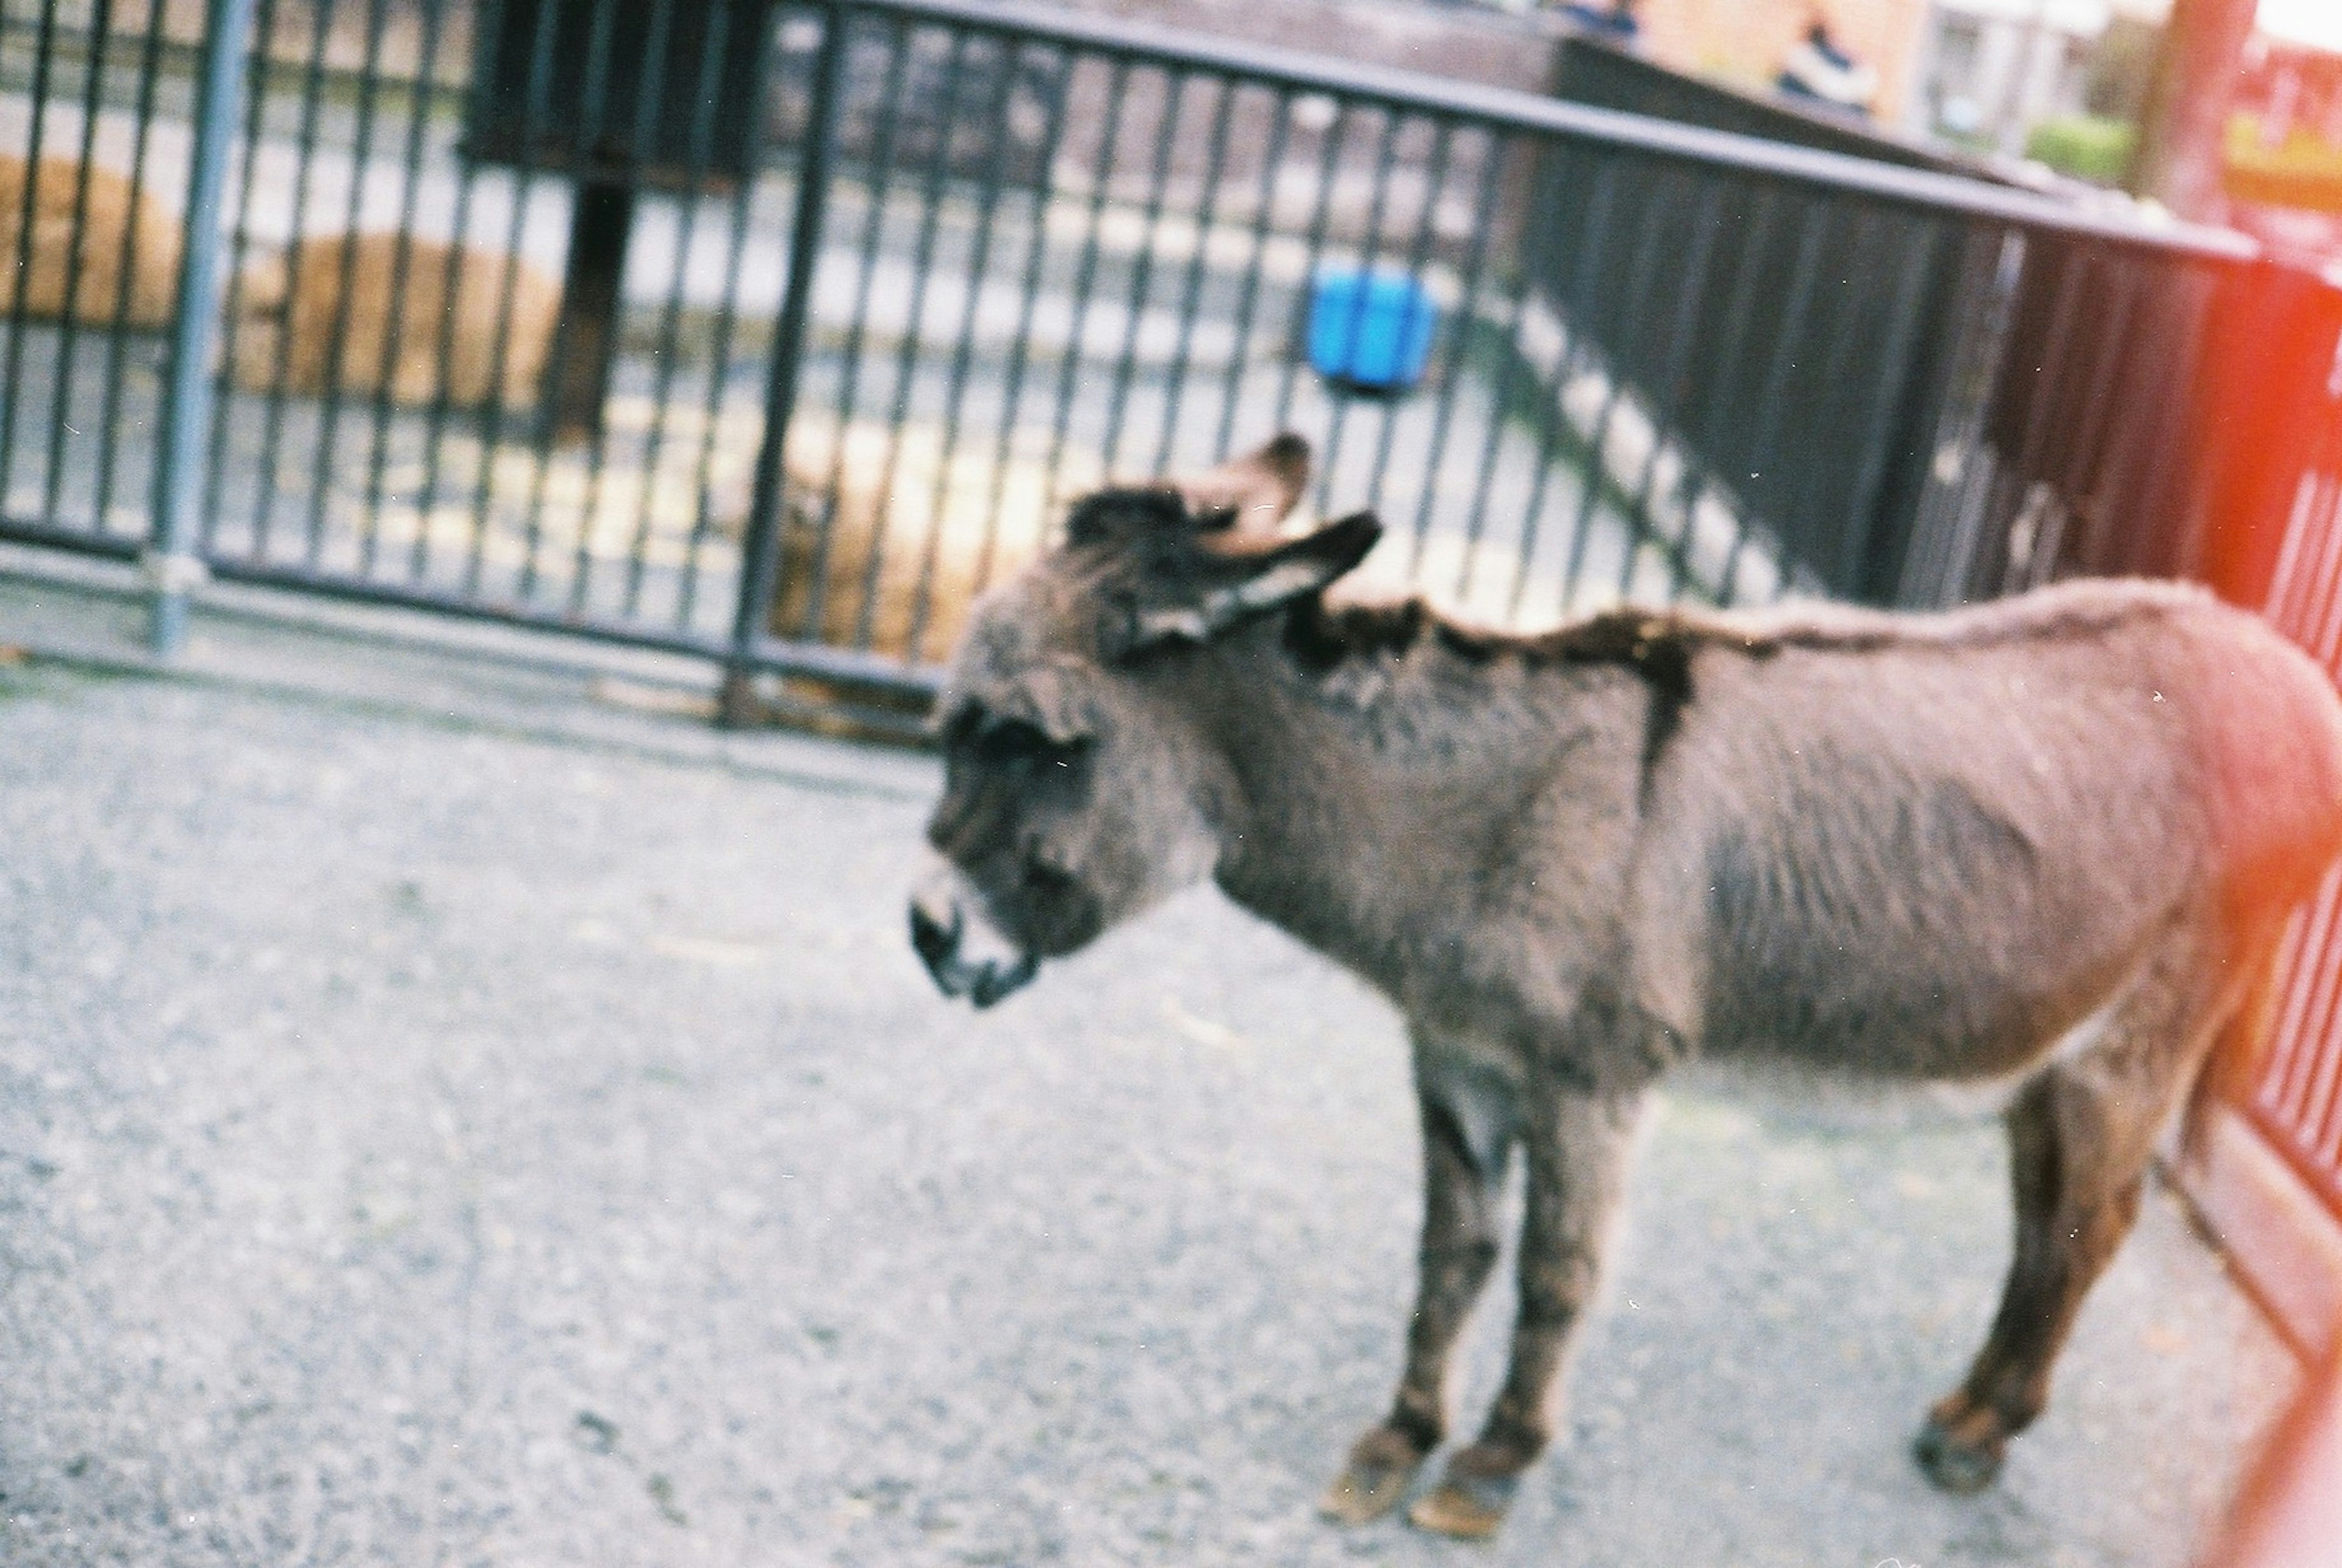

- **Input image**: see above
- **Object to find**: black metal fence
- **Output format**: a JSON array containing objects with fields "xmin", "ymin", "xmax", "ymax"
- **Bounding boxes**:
[{"xmin": 0, "ymin": 0, "xmax": 2280, "ymax": 715}]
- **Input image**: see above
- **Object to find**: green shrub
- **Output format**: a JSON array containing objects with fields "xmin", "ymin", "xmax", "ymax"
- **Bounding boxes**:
[{"xmin": 2025, "ymin": 115, "xmax": 2136, "ymax": 184}]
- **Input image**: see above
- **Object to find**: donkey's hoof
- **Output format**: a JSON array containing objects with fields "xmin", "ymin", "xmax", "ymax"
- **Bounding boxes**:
[
  {"xmin": 1319, "ymin": 1427, "xmax": 1428, "ymax": 1525},
  {"xmin": 1914, "ymin": 1414, "xmax": 2005, "ymax": 1494},
  {"xmin": 1319, "ymin": 1462, "xmax": 1415, "ymax": 1526},
  {"xmin": 1408, "ymin": 1472, "xmax": 1517, "ymax": 1539}
]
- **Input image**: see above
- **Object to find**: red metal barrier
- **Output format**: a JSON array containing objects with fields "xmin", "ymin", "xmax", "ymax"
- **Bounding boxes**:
[
  {"xmin": 2190, "ymin": 259, "xmax": 2342, "ymax": 606},
  {"xmin": 2196, "ymin": 1336, "xmax": 2342, "ymax": 1568},
  {"xmin": 2177, "ymin": 255, "xmax": 2342, "ymax": 1568},
  {"xmin": 2181, "ymin": 257, "xmax": 2342, "ymax": 1360}
]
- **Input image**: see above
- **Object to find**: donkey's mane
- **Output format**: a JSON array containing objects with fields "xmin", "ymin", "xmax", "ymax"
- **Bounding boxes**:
[
  {"xmin": 1271, "ymin": 578, "xmax": 2212, "ymax": 796},
  {"xmin": 1280, "ymin": 575, "xmax": 2216, "ymax": 684}
]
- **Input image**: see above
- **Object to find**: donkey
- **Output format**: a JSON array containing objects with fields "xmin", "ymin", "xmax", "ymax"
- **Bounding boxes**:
[{"xmin": 908, "ymin": 435, "xmax": 2342, "ymax": 1539}]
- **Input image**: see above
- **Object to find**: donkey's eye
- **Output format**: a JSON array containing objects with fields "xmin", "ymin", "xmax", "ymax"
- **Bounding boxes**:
[{"xmin": 975, "ymin": 716, "xmax": 1056, "ymax": 765}]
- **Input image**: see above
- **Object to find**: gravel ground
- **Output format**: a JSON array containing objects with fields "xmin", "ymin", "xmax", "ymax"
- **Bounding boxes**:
[{"xmin": 0, "ymin": 562, "xmax": 2300, "ymax": 1566}]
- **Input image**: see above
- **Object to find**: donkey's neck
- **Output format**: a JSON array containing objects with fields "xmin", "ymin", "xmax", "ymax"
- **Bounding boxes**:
[{"xmin": 1191, "ymin": 601, "xmax": 1639, "ymax": 990}]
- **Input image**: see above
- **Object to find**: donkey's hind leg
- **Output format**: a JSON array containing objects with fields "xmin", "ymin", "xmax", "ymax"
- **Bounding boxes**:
[{"xmin": 1915, "ymin": 923, "xmax": 2241, "ymax": 1494}]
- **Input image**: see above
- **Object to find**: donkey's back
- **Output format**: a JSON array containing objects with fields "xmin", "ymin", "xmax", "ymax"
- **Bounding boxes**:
[{"xmin": 1630, "ymin": 579, "xmax": 2342, "ymax": 1083}]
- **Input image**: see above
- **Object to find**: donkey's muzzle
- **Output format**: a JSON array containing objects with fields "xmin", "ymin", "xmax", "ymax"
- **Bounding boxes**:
[{"xmin": 909, "ymin": 869, "xmax": 1037, "ymax": 1009}]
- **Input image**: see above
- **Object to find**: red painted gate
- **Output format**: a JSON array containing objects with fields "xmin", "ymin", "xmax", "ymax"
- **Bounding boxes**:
[{"xmin": 2180, "ymin": 259, "xmax": 2342, "ymax": 1362}]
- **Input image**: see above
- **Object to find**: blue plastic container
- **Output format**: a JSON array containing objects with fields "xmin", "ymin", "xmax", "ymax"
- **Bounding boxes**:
[{"xmin": 1307, "ymin": 268, "xmax": 1439, "ymax": 392}]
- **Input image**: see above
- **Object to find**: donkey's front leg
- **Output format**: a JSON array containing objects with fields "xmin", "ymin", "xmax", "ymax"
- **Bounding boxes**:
[
  {"xmin": 1410, "ymin": 1084, "xmax": 1643, "ymax": 1540},
  {"xmin": 1320, "ymin": 1039, "xmax": 1516, "ymax": 1525}
]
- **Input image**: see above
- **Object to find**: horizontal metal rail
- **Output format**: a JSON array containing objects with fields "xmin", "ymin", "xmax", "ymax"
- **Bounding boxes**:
[
  {"xmin": 0, "ymin": 514, "xmax": 144, "ymax": 562},
  {"xmin": 202, "ymin": 553, "xmax": 944, "ymax": 691},
  {"xmin": 836, "ymin": 0, "xmax": 2257, "ymax": 262}
]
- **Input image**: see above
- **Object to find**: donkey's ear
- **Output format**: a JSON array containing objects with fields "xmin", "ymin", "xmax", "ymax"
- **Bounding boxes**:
[
  {"xmin": 1169, "ymin": 433, "xmax": 1312, "ymax": 531},
  {"xmin": 1130, "ymin": 511, "xmax": 1382, "ymax": 648}
]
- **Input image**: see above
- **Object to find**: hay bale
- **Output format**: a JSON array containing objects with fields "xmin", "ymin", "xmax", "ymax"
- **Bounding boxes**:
[
  {"xmin": 227, "ymin": 233, "xmax": 560, "ymax": 409},
  {"xmin": 0, "ymin": 154, "xmax": 182, "ymax": 328}
]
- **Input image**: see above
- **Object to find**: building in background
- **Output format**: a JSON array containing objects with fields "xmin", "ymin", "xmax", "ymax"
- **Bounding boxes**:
[
  {"xmin": 1616, "ymin": 0, "xmax": 1933, "ymax": 124},
  {"xmin": 2233, "ymin": 29, "xmax": 2342, "ymax": 162},
  {"xmin": 1095, "ymin": 0, "xmax": 2335, "ymax": 207},
  {"xmin": 1907, "ymin": 0, "xmax": 2119, "ymax": 148},
  {"xmin": 2226, "ymin": 28, "xmax": 2342, "ymax": 253}
]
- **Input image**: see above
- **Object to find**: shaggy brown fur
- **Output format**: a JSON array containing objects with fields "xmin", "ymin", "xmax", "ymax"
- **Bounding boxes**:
[
  {"xmin": 737, "ymin": 423, "xmax": 1105, "ymax": 739},
  {"xmin": 227, "ymin": 233, "xmax": 558, "ymax": 409},
  {"xmin": 0, "ymin": 154, "xmax": 182, "ymax": 329},
  {"xmin": 768, "ymin": 419, "xmax": 1101, "ymax": 665},
  {"xmin": 908, "ymin": 437, "xmax": 2342, "ymax": 1539}
]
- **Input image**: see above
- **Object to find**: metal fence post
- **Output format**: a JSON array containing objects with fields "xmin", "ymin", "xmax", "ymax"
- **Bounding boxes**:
[
  {"xmin": 720, "ymin": 0, "xmax": 850, "ymax": 726},
  {"xmin": 2191, "ymin": 259, "xmax": 2342, "ymax": 606},
  {"xmin": 147, "ymin": 0, "xmax": 256, "ymax": 656}
]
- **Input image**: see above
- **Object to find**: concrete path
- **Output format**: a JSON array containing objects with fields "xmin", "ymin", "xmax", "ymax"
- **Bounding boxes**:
[{"xmin": 0, "ymin": 554, "xmax": 2299, "ymax": 1566}]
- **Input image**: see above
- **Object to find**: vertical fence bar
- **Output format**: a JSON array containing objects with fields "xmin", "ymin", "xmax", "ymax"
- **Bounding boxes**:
[
  {"xmin": 93, "ymin": 0, "xmax": 176, "ymax": 542},
  {"xmin": 1991, "ymin": 245, "xmax": 2086, "ymax": 595},
  {"xmin": 358, "ymin": 0, "xmax": 454, "ymax": 581},
  {"xmin": 1211, "ymin": 83, "xmax": 1293, "ymax": 461},
  {"xmin": 41, "ymin": 0, "xmax": 119, "ymax": 532},
  {"xmin": 1362, "ymin": 117, "xmax": 1453, "ymax": 520},
  {"xmin": 856, "ymin": 26, "xmax": 976, "ymax": 653},
  {"xmin": 245, "ymin": 0, "xmax": 338, "ymax": 563},
  {"xmin": 199, "ymin": 0, "xmax": 281, "ymax": 553},
  {"xmin": 1830, "ymin": 217, "xmax": 1954, "ymax": 601},
  {"xmin": 568, "ymin": 0, "xmax": 685, "ymax": 617},
  {"xmin": 1774, "ymin": 208, "xmax": 1876, "ymax": 595},
  {"xmin": 1097, "ymin": 65, "xmax": 1191, "ymax": 476},
  {"xmin": 2130, "ymin": 262, "xmax": 2227, "ymax": 580},
  {"xmin": 2034, "ymin": 259, "xmax": 2142, "ymax": 580},
  {"xmin": 1402, "ymin": 125, "xmax": 1505, "ymax": 565},
  {"xmin": 1670, "ymin": 180, "xmax": 1778, "ymax": 599},
  {"xmin": 1314, "ymin": 104, "xmax": 1405, "ymax": 517},
  {"xmin": 409, "ymin": 0, "xmax": 503, "ymax": 586},
  {"xmin": 1630, "ymin": 178, "xmax": 1724, "ymax": 596},
  {"xmin": 1718, "ymin": 195, "xmax": 1830, "ymax": 604},
  {"xmin": 1461, "ymin": 143, "xmax": 1578, "ymax": 604},
  {"xmin": 721, "ymin": 0, "xmax": 850, "ymax": 723},
  {"xmin": 1559, "ymin": 160, "xmax": 1663, "ymax": 604},
  {"xmin": 796, "ymin": 15, "xmax": 917, "ymax": 643},
  {"xmin": 149, "ymin": 0, "xmax": 258, "ymax": 655},
  {"xmin": 908, "ymin": 35, "xmax": 1036, "ymax": 664},
  {"xmin": 973, "ymin": 43, "xmax": 1076, "ymax": 592},
  {"xmin": 1037, "ymin": 56, "xmax": 1136, "ymax": 518},
  {"xmin": 482, "ymin": 0, "xmax": 568, "ymax": 596},
  {"xmin": 0, "ymin": 0, "xmax": 62, "ymax": 515},
  {"xmin": 1151, "ymin": 73, "xmax": 1238, "ymax": 476},
  {"xmin": 676, "ymin": 138, "xmax": 765, "ymax": 631},
  {"xmin": 2079, "ymin": 260, "xmax": 2188, "ymax": 579},
  {"xmin": 1897, "ymin": 226, "xmax": 2023, "ymax": 609},
  {"xmin": 626, "ymin": 0, "xmax": 735, "ymax": 617},
  {"xmin": 1271, "ymin": 96, "xmax": 1352, "ymax": 438},
  {"xmin": 303, "ymin": 0, "xmax": 397, "ymax": 571}
]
